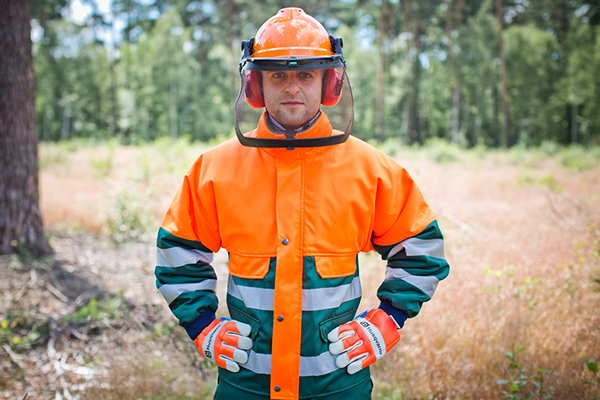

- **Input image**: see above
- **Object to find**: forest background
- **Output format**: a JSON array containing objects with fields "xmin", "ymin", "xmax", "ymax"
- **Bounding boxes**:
[
  {"xmin": 32, "ymin": 0, "xmax": 600, "ymax": 148},
  {"xmin": 2, "ymin": 0, "xmax": 600, "ymax": 399}
]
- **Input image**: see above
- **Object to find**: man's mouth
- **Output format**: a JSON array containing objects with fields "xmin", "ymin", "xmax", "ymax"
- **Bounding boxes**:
[{"xmin": 282, "ymin": 100, "xmax": 303, "ymax": 106}]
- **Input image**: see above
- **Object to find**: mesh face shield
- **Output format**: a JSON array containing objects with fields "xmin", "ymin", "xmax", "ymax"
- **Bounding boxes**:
[{"xmin": 234, "ymin": 37, "xmax": 354, "ymax": 148}]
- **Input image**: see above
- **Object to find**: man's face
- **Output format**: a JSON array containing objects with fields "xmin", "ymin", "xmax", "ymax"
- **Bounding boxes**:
[{"xmin": 261, "ymin": 70, "xmax": 323, "ymax": 130}]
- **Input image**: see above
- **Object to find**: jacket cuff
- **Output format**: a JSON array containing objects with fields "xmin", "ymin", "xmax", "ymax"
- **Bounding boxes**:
[
  {"xmin": 378, "ymin": 301, "xmax": 408, "ymax": 329},
  {"xmin": 184, "ymin": 309, "xmax": 216, "ymax": 340}
]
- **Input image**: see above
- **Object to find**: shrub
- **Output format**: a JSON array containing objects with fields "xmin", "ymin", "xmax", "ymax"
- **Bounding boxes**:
[
  {"xmin": 105, "ymin": 189, "xmax": 152, "ymax": 243},
  {"xmin": 558, "ymin": 145, "xmax": 600, "ymax": 171},
  {"xmin": 61, "ymin": 293, "xmax": 128, "ymax": 325},
  {"xmin": 0, "ymin": 312, "xmax": 46, "ymax": 352},
  {"xmin": 425, "ymin": 139, "xmax": 462, "ymax": 163}
]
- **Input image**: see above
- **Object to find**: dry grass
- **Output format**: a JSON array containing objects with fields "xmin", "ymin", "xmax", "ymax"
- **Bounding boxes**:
[
  {"xmin": 30, "ymin": 140, "xmax": 600, "ymax": 399},
  {"xmin": 364, "ymin": 153, "xmax": 600, "ymax": 399}
]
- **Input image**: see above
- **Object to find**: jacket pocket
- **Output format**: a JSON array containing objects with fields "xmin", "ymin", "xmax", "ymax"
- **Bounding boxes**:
[
  {"xmin": 228, "ymin": 302, "xmax": 261, "ymax": 341},
  {"xmin": 228, "ymin": 253, "xmax": 270, "ymax": 279},
  {"xmin": 318, "ymin": 309, "xmax": 356, "ymax": 343},
  {"xmin": 315, "ymin": 255, "xmax": 357, "ymax": 279}
]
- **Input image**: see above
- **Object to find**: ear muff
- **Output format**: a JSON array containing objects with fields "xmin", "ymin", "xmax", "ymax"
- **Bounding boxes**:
[
  {"xmin": 245, "ymin": 70, "xmax": 264, "ymax": 108},
  {"xmin": 321, "ymin": 68, "xmax": 343, "ymax": 107}
]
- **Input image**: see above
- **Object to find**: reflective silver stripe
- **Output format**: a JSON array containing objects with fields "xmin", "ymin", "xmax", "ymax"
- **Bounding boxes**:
[
  {"xmin": 156, "ymin": 247, "xmax": 213, "ymax": 268},
  {"xmin": 388, "ymin": 238, "xmax": 445, "ymax": 259},
  {"xmin": 384, "ymin": 267, "xmax": 439, "ymax": 298},
  {"xmin": 227, "ymin": 276, "xmax": 274, "ymax": 310},
  {"xmin": 244, "ymin": 350, "xmax": 338, "ymax": 376},
  {"xmin": 245, "ymin": 351, "xmax": 271, "ymax": 375},
  {"xmin": 227, "ymin": 276, "xmax": 361, "ymax": 311},
  {"xmin": 158, "ymin": 280, "xmax": 217, "ymax": 304},
  {"xmin": 299, "ymin": 351, "xmax": 338, "ymax": 376},
  {"xmin": 302, "ymin": 277, "xmax": 362, "ymax": 311}
]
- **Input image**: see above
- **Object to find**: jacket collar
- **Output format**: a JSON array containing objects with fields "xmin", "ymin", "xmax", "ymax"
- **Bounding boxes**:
[{"xmin": 242, "ymin": 111, "xmax": 337, "ymax": 158}]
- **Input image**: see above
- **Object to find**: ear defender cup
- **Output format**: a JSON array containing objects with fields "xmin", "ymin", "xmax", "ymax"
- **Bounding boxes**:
[
  {"xmin": 321, "ymin": 68, "xmax": 343, "ymax": 106},
  {"xmin": 245, "ymin": 70, "xmax": 264, "ymax": 108}
]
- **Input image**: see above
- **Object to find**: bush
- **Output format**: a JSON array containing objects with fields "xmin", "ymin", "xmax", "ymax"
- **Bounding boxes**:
[
  {"xmin": 61, "ymin": 293, "xmax": 128, "ymax": 325},
  {"xmin": 425, "ymin": 139, "xmax": 462, "ymax": 163},
  {"xmin": 558, "ymin": 145, "xmax": 600, "ymax": 171},
  {"xmin": 0, "ymin": 312, "xmax": 46, "ymax": 352},
  {"xmin": 105, "ymin": 189, "xmax": 153, "ymax": 243}
]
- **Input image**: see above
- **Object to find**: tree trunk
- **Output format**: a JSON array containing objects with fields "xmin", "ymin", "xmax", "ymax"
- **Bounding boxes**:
[
  {"xmin": 495, "ymin": 0, "xmax": 510, "ymax": 148},
  {"xmin": 198, "ymin": 36, "xmax": 207, "ymax": 98},
  {"xmin": 446, "ymin": 0, "xmax": 459, "ymax": 144},
  {"xmin": 408, "ymin": 17, "xmax": 423, "ymax": 145},
  {"xmin": 376, "ymin": 0, "xmax": 388, "ymax": 142},
  {"xmin": 0, "ymin": 0, "xmax": 52, "ymax": 256},
  {"xmin": 492, "ymin": 85, "xmax": 500, "ymax": 147},
  {"xmin": 110, "ymin": 60, "xmax": 119, "ymax": 137},
  {"xmin": 571, "ymin": 103, "xmax": 579, "ymax": 144},
  {"xmin": 170, "ymin": 83, "xmax": 178, "ymax": 138},
  {"xmin": 227, "ymin": 0, "xmax": 237, "ymax": 101},
  {"xmin": 60, "ymin": 97, "xmax": 71, "ymax": 141},
  {"xmin": 109, "ymin": 17, "xmax": 119, "ymax": 138},
  {"xmin": 402, "ymin": 0, "xmax": 423, "ymax": 145}
]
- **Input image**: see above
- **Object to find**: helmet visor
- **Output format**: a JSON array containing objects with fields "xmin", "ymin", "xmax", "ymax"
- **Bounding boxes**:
[{"xmin": 235, "ymin": 62, "xmax": 354, "ymax": 148}]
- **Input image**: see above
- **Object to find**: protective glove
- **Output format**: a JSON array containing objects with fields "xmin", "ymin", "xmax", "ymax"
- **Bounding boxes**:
[
  {"xmin": 327, "ymin": 308, "xmax": 401, "ymax": 374},
  {"xmin": 194, "ymin": 317, "xmax": 253, "ymax": 373}
]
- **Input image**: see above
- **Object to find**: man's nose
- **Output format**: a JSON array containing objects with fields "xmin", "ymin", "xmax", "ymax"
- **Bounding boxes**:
[{"xmin": 285, "ymin": 73, "xmax": 300, "ymax": 95}]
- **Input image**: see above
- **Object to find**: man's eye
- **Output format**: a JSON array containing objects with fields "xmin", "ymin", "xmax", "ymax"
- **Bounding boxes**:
[{"xmin": 299, "ymin": 72, "xmax": 313, "ymax": 79}]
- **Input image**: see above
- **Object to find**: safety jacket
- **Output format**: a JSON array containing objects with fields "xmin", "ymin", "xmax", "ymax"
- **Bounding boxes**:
[{"xmin": 155, "ymin": 112, "xmax": 449, "ymax": 399}]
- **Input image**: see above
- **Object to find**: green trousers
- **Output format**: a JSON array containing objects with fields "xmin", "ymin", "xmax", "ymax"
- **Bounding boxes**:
[{"xmin": 213, "ymin": 377, "xmax": 373, "ymax": 400}]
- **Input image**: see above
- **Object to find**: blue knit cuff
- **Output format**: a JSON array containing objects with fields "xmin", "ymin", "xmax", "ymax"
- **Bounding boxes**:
[
  {"xmin": 378, "ymin": 301, "xmax": 408, "ymax": 329},
  {"xmin": 184, "ymin": 310, "xmax": 216, "ymax": 340}
]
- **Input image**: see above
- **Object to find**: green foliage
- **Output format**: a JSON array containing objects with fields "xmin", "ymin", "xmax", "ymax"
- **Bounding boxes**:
[
  {"xmin": 505, "ymin": 25, "xmax": 563, "ymax": 147},
  {"xmin": 105, "ymin": 189, "xmax": 153, "ymax": 243},
  {"xmin": 0, "ymin": 312, "xmax": 46, "ymax": 352},
  {"xmin": 424, "ymin": 139, "xmax": 462, "ymax": 163},
  {"xmin": 32, "ymin": 0, "xmax": 600, "ymax": 147},
  {"xmin": 482, "ymin": 265, "xmax": 544, "ymax": 311},
  {"xmin": 585, "ymin": 358, "xmax": 600, "ymax": 386},
  {"xmin": 496, "ymin": 343, "xmax": 553, "ymax": 400},
  {"xmin": 376, "ymin": 138, "xmax": 408, "ymax": 158},
  {"xmin": 516, "ymin": 173, "xmax": 563, "ymax": 194},
  {"xmin": 557, "ymin": 145, "xmax": 600, "ymax": 171},
  {"xmin": 150, "ymin": 135, "xmax": 199, "ymax": 174},
  {"xmin": 39, "ymin": 142, "xmax": 69, "ymax": 169},
  {"xmin": 151, "ymin": 321, "xmax": 178, "ymax": 339},
  {"xmin": 90, "ymin": 151, "xmax": 114, "ymax": 179},
  {"xmin": 62, "ymin": 293, "xmax": 128, "ymax": 325}
]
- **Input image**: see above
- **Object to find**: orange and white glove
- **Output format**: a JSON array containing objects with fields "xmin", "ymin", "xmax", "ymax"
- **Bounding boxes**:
[
  {"xmin": 327, "ymin": 308, "xmax": 401, "ymax": 374},
  {"xmin": 194, "ymin": 317, "xmax": 253, "ymax": 373}
]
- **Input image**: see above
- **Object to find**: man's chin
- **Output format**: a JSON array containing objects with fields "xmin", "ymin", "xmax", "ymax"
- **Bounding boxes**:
[{"xmin": 277, "ymin": 116, "xmax": 310, "ymax": 129}]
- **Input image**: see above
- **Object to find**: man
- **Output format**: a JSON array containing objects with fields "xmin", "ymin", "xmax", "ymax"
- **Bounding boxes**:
[{"xmin": 155, "ymin": 7, "xmax": 449, "ymax": 400}]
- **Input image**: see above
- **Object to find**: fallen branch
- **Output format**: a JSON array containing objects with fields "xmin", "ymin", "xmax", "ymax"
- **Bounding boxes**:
[
  {"xmin": 47, "ymin": 337, "xmax": 98, "ymax": 379},
  {"xmin": 45, "ymin": 282, "xmax": 70, "ymax": 304},
  {"xmin": 2, "ymin": 344, "xmax": 26, "ymax": 369},
  {"xmin": 546, "ymin": 192, "xmax": 566, "ymax": 221},
  {"xmin": 1, "ymin": 269, "xmax": 39, "ymax": 310}
]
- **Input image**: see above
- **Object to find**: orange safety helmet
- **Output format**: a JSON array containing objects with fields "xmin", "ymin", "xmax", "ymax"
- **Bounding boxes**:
[
  {"xmin": 241, "ymin": 7, "xmax": 345, "ymax": 109},
  {"xmin": 252, "ymin": 7, "xmax": 336, "ymax": 58}
]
